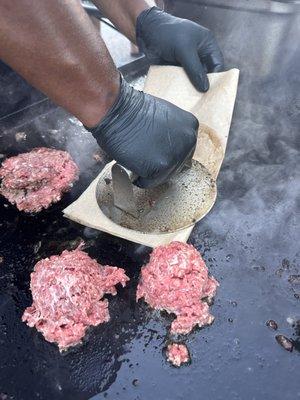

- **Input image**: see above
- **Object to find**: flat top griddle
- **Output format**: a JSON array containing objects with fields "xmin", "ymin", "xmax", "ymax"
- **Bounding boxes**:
[{"xmin": 0, "ymin": 1, "xmax": 299, "ymax": 400}]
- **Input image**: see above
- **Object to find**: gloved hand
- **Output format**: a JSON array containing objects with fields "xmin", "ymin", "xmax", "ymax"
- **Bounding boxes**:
[
  {"xmin": 88, "ymin": 77, "xmax": 198, "ymax": 188},
  {"xmin": 136, "ymin": 7, "xmax": 224, "ymax": 92}
]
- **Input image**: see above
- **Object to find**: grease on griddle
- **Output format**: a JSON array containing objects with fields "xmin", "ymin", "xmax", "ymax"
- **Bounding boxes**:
[
  {"xmin": 288, "ymin": 275, "xmax": 300, "ymax": 285},
  {"xmin": 291, "ymin": 320, "xmax": 300, "ymax": 352},
  {"xmin": 294, "ymin": 320, "xmax": 300, "ymax": 336},
  {"xmin": 275, "ymin": 258, "xmax": 291, "ymax": 277},
  {"xmin": 293, "ymin": 339, "xmax": 300, "ymax": 352}
]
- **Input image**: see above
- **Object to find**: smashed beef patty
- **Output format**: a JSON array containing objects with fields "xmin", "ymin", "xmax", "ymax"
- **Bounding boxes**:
[
  {"xmin": 22, "ymin": 247, "xmax": 129, "ymax": 351},
  {"xmin": 136, "ymin": 241, "xmax": 219, "ymax": 334},
  {"xmin": 0, "ymin": 147, "xmax": 79, "ymax": 212},
  {"xmin": 166, "ymin": 343, "xmax": 190, "ymax": 367}
]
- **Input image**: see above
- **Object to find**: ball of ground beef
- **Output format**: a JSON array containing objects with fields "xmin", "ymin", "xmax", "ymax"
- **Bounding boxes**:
[
  {"xmin": 22, "ymin": 247, "xmax": 129, "ymax": 351},
  {"xmin": 0, "ymin": 147, "xmax": 79, "ymax": 212},
  {"xmin": 136, "ymin": 241, "xmax": 219, "ymax": 334}
]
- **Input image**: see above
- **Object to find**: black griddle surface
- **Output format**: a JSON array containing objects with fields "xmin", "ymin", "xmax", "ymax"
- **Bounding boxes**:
[{"xmin": 0, "ymin": 1, "xmax": 300, "ymax": 399}]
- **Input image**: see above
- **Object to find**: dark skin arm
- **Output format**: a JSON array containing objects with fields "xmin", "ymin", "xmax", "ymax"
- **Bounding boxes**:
[
  {"xmin": 0, "ymin": 0, "xmax": 221, "ymax": 188},
  {"xmin": 0, "ymin": 0, "xmax": 120, "ymax": 127},
  {"xmin": 0, "ymin": 0, "xmax": 222, "ymax": 126}
]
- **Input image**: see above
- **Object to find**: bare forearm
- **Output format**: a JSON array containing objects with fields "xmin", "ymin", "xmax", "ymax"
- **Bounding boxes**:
[
  {"xmin": 0, "ymin": 0, "xmax": 119, "ymax": 127},
  {"xmin": 92, "ymin": 0, "xmax": 155, "ymax": 43}
]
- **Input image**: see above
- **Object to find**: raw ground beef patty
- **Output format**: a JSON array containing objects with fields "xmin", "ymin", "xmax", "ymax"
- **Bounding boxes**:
[
  {"xmin": 0, "ymin": 147, "xmax": 79, "ymax": 212},
  {"xmin": 136, "ymin": 241, "xmax": 219, "ymax": 334},
  {"xmin": 166, "ymin": 343, "xmax": 190, "ymax": 367},
  {"xmin": 22, "ymin": 247, "xmax": 129, "ymax": 350}
]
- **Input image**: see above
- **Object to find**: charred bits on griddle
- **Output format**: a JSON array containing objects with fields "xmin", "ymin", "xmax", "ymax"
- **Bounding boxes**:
[
  {"xmin": 266, "ymin": 320, "xmax": 278, "ymax": 330},
  {"xmin": 275, "ymin": 335, "xmax": 294, "ymax": 352}
]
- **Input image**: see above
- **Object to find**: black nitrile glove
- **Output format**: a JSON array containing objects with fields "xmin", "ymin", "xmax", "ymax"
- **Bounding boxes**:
[
  {"xmin": 88, "ymin": 77, "xmax": 198, "ymax": 188},
  {"xmin": 136, "ymin": 7, "xmax": 224, "ymax": 92}
]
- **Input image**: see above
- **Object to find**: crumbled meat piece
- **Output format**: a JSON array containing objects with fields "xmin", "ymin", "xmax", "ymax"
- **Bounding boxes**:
[
  {"xmin": 0, "ymin": 147, "xmax": 79, "ymax": 213},
  {"xmin": 93, "ymin": 153, "xmax": 102, "ymax": 163},
  {"xmin": 136, "ymin": 241, "xmax": 218, "ymax": 334},
  {"xmin": 0, "ymin": 256, "xmax": 3, "ymax": 264},
  {"xmin": 22, "ymin": 247, "xmax": 129, "ymax": 351},
  {"xmin": 266, "ymin": 320, "xmax": 278, "ymax": 330},
  {"xmin": 275, "ymin": 335, "xmax": 294, "ymax": 352},
  {"xmin": 166, "ymin": 343, "xmax": 190, "ymax": 367},
  {"xmin": 15, "ymin": 132, "xmax": 27, "ymax": 142}
]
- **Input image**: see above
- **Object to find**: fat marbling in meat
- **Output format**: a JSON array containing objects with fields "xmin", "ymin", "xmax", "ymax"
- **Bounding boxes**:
[
  {"xmin": 22, "ymin": 247, "xmax": 129, "ymax": 351},
  {"xmin": 0, "ymin": 147, "xmax": 79, "ymax": 212},
  {"xmin": 137, "ymin": 242, "xmax": 219, "ymax": 334}
]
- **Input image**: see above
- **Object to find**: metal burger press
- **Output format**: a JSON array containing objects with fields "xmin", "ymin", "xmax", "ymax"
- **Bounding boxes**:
[{"xmin": 96, "ymin": 158, "xmax": 217, "ymax": 234}]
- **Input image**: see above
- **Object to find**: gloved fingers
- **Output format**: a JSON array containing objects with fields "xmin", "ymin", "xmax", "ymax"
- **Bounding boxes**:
[
  {"xmin": 135, "ymin": 173, "xmax": 169, "ymax": 189},
  {"xmin": 134, "ymin": 161, "xmax": 176, "ymax": 188},
  {"xmin": 177, "ymin": 49, "xmax": 209, "ymax": 92},
  {"xmin": 199, "ymin": 46, "xmax": 224, "ymax": 73},
  {"xmin": 135, "ymin": 144, "xmax": 196, "ymax": 189}
]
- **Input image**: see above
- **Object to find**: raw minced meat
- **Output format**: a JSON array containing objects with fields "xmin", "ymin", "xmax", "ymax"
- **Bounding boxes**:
[
  {"xmin": 136, "ymin": 241, "xmax": 219, "ymax": 334},
  {"xmin": 166, "ymin": 343, "xmax": 190, "ymax": 367},
  {"xmin": 0, "ymin": 147, "xmax": 79, "ymax": 212},
  {"xmin": 22, "ymin": 247, "xmax": 129, "ymax": 351}
]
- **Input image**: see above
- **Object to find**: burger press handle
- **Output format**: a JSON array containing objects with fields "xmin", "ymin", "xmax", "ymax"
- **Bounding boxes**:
[{"xmin": 111, "ymin": 164, "xmax": 139, "ymax": 218}]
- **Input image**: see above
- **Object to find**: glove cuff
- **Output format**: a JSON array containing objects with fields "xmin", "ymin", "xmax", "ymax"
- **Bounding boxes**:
[
  {"xmin": 87, "ymin": 75, "xmax": 131, "ymax": 141},
  {"xmin": 86, "ymin": 76, "xmax": 145, "ymax": 150}
]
